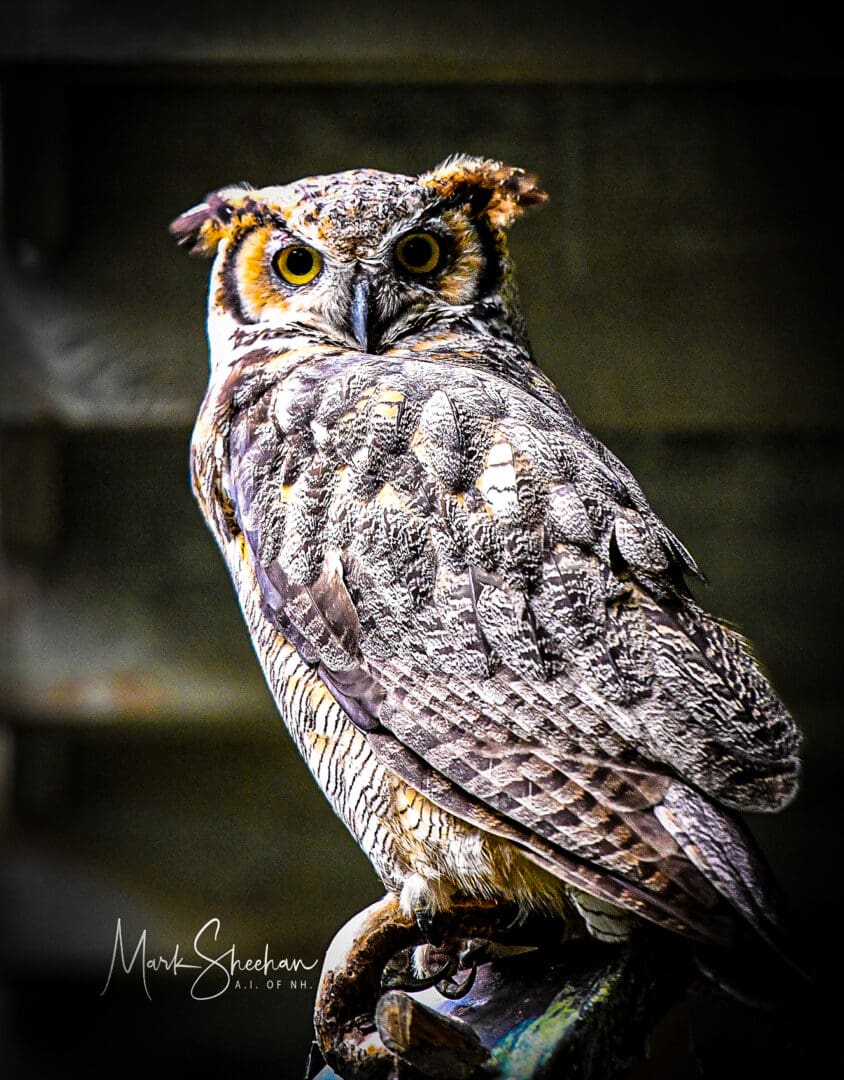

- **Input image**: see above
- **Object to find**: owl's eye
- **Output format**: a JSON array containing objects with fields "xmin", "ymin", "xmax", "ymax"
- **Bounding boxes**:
[
  {"xmin": 272, "ymin": 245, "xmax": 323, "ymax": 286},
  {"xmin": 395, "ymin": 232, "xmax": 442, "ymax": 275}
]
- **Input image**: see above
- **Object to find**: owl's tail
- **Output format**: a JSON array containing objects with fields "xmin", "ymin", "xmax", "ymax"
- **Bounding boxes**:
[{"xmin": 656, "ymin": 780, "xmax": 810, "ymax": 1005}]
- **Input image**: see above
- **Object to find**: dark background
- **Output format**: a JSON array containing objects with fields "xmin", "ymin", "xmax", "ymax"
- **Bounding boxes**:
[{"xmin": 0, "ymin": 4, "xmax": 841, "ymax": 1077}]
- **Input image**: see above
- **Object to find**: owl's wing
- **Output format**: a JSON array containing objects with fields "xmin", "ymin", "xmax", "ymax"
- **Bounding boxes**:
[{"xmin": 222, "ymin": 355, "xmax": 799, "ymax": 945}]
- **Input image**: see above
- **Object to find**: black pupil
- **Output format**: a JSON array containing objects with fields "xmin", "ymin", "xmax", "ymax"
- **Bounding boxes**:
[
  {"xmin": 285, "ymin": 247, "xmax": 314, "ymax": 276},
  {"xmin": 402, "ymin": 236, "xmax": 435, "ymax": 269}
]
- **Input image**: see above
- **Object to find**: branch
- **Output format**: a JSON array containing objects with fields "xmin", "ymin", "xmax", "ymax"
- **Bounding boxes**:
[{"xmin": 311, "ymin": 894, "xmax": 693, "ymax": 1080}]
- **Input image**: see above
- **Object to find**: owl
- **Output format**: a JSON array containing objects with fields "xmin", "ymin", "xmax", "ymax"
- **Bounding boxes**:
[{"xmin": 170, "ymin": 156, "xmax": 800, "ymax": 984}]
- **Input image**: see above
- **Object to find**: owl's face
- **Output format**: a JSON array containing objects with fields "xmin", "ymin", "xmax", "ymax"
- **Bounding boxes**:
[{"xmin": 171, "ymin": 156, "xmax": 547, "ymax": 361}]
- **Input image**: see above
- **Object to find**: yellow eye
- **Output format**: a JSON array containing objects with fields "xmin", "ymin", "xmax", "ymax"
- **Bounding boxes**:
[
  {"xmin": 272, "ymin": 245, "xmax": 323, "ymax": 286},
  {"xmin": 395, "ymin": 232, "xmax": 442, "ymax": 275}
]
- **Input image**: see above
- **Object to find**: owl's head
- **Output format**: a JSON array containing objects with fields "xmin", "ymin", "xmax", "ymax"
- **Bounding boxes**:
[{"xmin": 170, "ymin": 155, "xmax": 547, "ymax": 359}]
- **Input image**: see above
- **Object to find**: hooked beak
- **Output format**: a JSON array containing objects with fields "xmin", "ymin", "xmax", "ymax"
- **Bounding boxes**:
[{"xmin": 350, "ymin": 273, "xmax": 371, "ymax": 352}]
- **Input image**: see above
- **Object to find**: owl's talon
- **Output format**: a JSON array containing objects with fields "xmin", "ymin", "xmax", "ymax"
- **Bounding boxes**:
[
  {"xmin": 505, "ymin": 907, "xmax": 528, "ymax": 931},
  {"xmin": 436, "ymin": 960, "xmax": 477, "ymax": 1000},
  {"xmin": 458, "ymin": 938, "xmax": 494, "ymax": 968},
  {"xmin": 382, "ymin": 956, "xmax": 456, "ymax": 993},
  {"xmin": 414, "ymin": 906, "xmax": 444, "ymax": 947},
  {"xmin": 381, "ymin": 946, "xmax": 457, "ymax": 992}
]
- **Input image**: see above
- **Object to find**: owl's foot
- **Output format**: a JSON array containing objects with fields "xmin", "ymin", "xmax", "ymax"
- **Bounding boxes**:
[
  {"xmin": 381, "ymin": 945, "xmax": 454, "ymax": 992},
  {"xmin": 381, "ymin": 939, "xmax": 481, "ymax": 999},
  {"xmin": 313, "ymin": 893, "xmax": 516, "ymax": 1079}
]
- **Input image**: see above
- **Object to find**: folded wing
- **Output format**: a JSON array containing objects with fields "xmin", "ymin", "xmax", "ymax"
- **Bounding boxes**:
[{"xmin": 222, "ymin": 353, "xmax": 800, "ymax": 944}]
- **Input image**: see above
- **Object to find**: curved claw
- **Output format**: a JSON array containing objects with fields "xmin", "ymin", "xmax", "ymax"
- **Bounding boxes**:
[
  {"xmin": 382, "ymin": 953, "xmax": 456, "ymax": 993},
  {"xmin": 414, "ymin": 905, "xmax": 444, "ymax": 947},
  {"xmin": 506, "ymin": 907, "xmax": 528, "ymax": 931},
  {"xmin": 436, "ymin": 960, "xmax": 477, "ymax": 1000}
]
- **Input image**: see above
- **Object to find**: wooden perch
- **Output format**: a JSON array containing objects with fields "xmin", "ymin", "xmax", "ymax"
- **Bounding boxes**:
[
  {"xmin": 376, "ymin": 991, "xmax": 495, "ymax": 1079},
  {"xmin": 310, "ymin": 894, "xmax": 693, "ymax": 1080}
]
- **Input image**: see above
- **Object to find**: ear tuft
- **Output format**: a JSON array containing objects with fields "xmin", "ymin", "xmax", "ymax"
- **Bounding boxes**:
[
  {"xmin": 420, "ymin": 155, "xmax": 548, "ymax": 229},
  {"xmin": 168, "ymin": 187, "xmax": 248, "ymax": 256}
]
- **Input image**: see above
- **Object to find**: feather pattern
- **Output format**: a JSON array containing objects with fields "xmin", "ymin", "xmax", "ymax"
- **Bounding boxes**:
[{"xmin": 218, "ymin": 350, "xmax": 799, "ymax": 939}]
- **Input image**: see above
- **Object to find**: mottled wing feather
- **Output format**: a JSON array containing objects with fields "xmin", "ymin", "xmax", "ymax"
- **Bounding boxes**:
[
  {"xmin": 658, "ymin": 787, "xmax": 779, "ymax": 924},
  {"xmin": 373, "ymin": 651, "xmax": 777, "ymax": 944},
  {"xmin": 365, "ymin": 727, "xmax": 735, "ymax": 944},
  {"xmin": 223, "ymin": 354, "xmax": 799, "ymax": 942}
]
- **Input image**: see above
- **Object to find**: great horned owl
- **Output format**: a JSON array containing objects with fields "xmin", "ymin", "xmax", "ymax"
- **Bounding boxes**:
[{"xmin": 171, "ymin": 156, "xmax": 799, "ymax": 967}]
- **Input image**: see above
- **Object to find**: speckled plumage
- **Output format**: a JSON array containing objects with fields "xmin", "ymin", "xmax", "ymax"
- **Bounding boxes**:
[{"xmin": 171, "ymin": 156, "xmax": 800, "ymax": 953}]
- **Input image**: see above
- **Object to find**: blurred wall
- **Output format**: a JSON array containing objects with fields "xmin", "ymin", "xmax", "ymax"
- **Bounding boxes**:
[{"xmin": 0, "ymin": 5, "xmax": 841, "ymax": 1077}]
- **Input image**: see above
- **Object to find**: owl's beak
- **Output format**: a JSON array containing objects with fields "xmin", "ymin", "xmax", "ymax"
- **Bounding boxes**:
[{"xmin": 350, "ymin": 274, "xmax": 371, "ymax": 352}]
